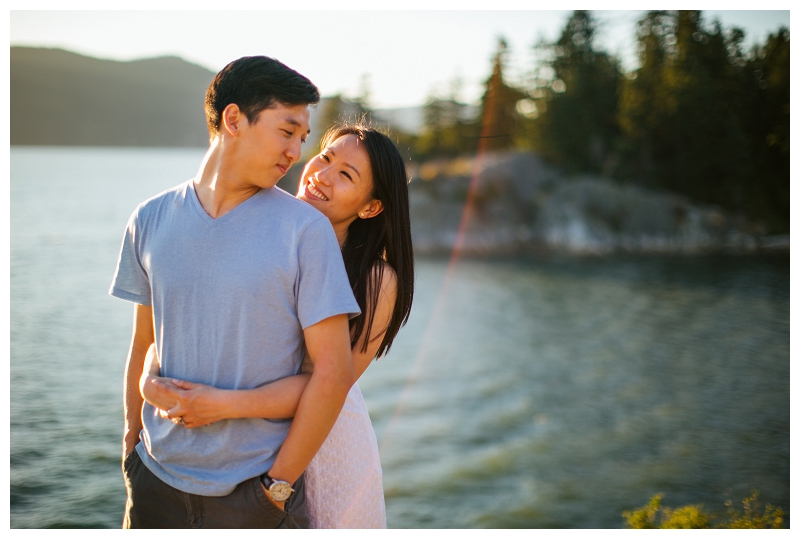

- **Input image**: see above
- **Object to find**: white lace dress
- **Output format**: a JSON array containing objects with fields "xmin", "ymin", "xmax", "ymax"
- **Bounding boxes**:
[{"xmin": 304, "ymin": 381, "xmax": 387, "ymax": 528}]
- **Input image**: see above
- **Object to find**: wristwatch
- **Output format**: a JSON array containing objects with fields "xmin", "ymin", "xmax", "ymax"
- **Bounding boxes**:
[{"xmin": 260, "ymin": 473, "xmax": 294, "ymax": 502}]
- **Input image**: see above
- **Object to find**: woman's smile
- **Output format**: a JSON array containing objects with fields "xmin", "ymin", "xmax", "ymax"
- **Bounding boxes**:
[{"xmin": 306, "ymin": 181, "xmax": 329, "ymax": 201}]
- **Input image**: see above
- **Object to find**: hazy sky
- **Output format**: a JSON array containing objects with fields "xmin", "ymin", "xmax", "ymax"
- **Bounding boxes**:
[{"xmin": 9, "ymin": 7, "xmax": 791, "ymax": 108}]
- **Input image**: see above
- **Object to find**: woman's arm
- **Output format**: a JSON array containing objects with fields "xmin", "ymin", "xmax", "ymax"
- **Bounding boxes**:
[
  {"xmin": 140, "ymin": 342, "xmax": 312, "ymax": 428},
  {"xmin": 158, "ymin": 374, "xmax": 311, "ymax": 428},
  {"xmin": 139, "ymin": 313, "xmax": 314, "ymax": 427},
  {"xmin": 160, "ymin": 264, "xmax": 398, "ymax": 428},
  {"xmin": 139, "ymin": 343, "xmax": 181, "ymax": 413}
]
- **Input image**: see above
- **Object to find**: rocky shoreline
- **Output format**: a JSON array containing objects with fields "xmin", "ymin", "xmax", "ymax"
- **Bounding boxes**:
[{"xmin": 408, "ymin": 152, "xmax": 789, "ymax": 256}]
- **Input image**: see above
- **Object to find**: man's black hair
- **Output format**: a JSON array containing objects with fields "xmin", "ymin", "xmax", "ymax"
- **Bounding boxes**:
[{"xmin": 205, "ymin": 56, "xmax": 320, "ymax": 137}]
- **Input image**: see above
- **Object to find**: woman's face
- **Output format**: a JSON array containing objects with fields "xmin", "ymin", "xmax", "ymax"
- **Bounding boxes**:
[{"xmin": 297, "ymin": 134, "xmax": 382, "ymax": 229}]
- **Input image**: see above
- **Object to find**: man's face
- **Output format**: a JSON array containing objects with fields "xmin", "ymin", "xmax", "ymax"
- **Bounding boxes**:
[{"xmin": 235, "ymin": 102, "xmax": 311, "ymax": 190}]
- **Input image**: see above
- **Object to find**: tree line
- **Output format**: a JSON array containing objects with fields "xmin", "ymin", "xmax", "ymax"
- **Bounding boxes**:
[{"xmin": 340, "ymin": 11, "xmax": 790, "ymax": 234}]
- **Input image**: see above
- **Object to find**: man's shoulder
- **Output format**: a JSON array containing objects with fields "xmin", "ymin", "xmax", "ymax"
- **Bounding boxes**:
[
  {"xmin": 131, "ymin": 180, "xmax": 191, "ymax": 220},
  {"xmin": 264, "ymin": 186, "xmax": 328, "ymax": 226},
  {"xmin": 138, "ymin": 180, "xmax": 190, "ymax": 208}
]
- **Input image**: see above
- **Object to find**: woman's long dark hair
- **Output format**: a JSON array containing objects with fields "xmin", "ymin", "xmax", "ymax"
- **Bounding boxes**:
[{"xmin": 320, "ymin": 123, "xmax": 414, "ymax": 358}]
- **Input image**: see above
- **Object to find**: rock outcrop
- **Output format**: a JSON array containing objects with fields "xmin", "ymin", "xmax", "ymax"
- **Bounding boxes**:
[{"xmin": 408, "ymin": 151, "xmax": 788, "ymax": 255}]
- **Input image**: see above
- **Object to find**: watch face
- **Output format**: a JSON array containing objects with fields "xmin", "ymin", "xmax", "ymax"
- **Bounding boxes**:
[{"xmin": 269, "ymin": 481, "xmax": 293, "ymax": 502}]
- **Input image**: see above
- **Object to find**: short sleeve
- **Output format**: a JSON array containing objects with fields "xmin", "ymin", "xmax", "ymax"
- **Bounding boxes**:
[
  {"xmin": 296, "ymin": 217, "xmax": 361, "ymax": 329},
  {"xmin": 109, "ymin": 208, "xmax": 152, "ymax": 305}
]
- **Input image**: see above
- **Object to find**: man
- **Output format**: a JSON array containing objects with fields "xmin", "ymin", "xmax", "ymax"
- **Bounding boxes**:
[{"xmin": 109, "ymin": 56, "xmax": 359, "ymax": 528}]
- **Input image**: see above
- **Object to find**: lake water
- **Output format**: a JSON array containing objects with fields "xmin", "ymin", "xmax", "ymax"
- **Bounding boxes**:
[{"xmin": 10, "ymin": 147, "xmax": 790, "ymax": 528}]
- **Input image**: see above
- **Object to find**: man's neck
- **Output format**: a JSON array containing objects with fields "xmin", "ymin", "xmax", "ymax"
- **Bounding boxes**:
[{"xmin": 194, "ymin": 139, "xmax": 262, "ymax": 220}]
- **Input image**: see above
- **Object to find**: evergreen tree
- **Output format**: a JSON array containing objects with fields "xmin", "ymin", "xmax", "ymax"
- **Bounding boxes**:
[
  {"xmin": 531, "ymin": 11, "xmax": 622, "ymax": 174},
  {"xmin": 618, "ymin": 11, "xmax": 675, "ymax": 183},
  {"xmin": 407, "ymin": 9, "xmax": 789, "ymax": 232},
  {"xmin": 477, "ymin": 37, "xmax": 525, "ymax": 152},
  {"xmin": 618, "ymin": 10, "xmax": 788, "ymax": 231},
  {"xmin": 660, "ymin": 11, "xmax": 751, "ymax": 208},
  {"xmin": 741, "ymin": 27, "xmax": 790, "ymax": 232},
  {"xmin": 416, "ymin": 77, "xmax": 478, "ymax": 158}
]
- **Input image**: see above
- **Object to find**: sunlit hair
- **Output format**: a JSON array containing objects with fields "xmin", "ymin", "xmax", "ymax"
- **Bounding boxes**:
[
  {"xmin": 320, "ymin": 123, "xmax": 414, "ymax": 358},
  {"xmin": 204, "ymin": 56, "xmax": 319, "ymax": 138}
]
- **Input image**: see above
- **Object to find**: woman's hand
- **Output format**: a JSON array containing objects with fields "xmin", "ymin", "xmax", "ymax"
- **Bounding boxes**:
[
  {"xmin": 141, "ymin": 374, "xmax": 181, "ymax": 412},
  {"xmin": 154, "ymin": 378, "xmax": 229, "ymax": 429},
  {"xmin": 139, "ymin": 343, "xmax": 182, "ymax": 412}
]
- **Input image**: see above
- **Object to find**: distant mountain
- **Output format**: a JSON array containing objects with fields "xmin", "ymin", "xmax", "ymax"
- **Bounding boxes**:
[
  {"xmin": 10, "ymin": 46, "xmax": 426, "ymax": 148},
  {"xmin": 11, "ymin": 47, "xmax": 215, "ymax": 147}
]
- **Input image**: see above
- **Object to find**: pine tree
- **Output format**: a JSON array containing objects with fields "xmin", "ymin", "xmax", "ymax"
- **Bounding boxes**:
[
  {"xmin": 478, "ymin": 37, "xmax": 525, "ymax": 152},
  {"xmin": 532, "ymin": 11, "xmax": 622, "ymax": 174},
  {"xmin": 618, "ymin": 10, "xmax": 788, "ymax": 232},
  {"xmin": 741, "ymin": 27, "xmax": 790, "ymax": 232},
  {"xmin": 417, "ymin": 77, "xmax": 478, "ymax": 158}
]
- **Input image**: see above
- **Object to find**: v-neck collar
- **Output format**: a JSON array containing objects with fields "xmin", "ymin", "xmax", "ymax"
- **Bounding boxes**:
[{"xmin": 187, "ymin": 180, "xmax": 265, "ymax": 226}]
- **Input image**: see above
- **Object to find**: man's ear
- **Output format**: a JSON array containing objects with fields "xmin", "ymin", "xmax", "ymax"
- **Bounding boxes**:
[
  {"xmin": 222, "ymin": 104, "xmax": 244, "ymax": 137},
  {"xmin": 359, "ymin": 199, "xmax": 384, "ymax": 219}
]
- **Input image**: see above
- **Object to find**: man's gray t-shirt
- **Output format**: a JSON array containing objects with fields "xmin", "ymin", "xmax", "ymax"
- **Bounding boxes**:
[{"xmin": 110, "ymin": 180, "xmax": 360, "ymax": 496}]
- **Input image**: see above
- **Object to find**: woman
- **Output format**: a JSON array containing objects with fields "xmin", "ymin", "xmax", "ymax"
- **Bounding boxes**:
[{"xmin": 140, "ymin": 122, "xmax": 414, "ymax": 528}]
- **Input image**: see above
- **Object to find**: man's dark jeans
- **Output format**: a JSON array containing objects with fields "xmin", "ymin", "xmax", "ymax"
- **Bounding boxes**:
[{"xmin": 122, "ymin": 449, "xmax": 310, "ymax": 528}]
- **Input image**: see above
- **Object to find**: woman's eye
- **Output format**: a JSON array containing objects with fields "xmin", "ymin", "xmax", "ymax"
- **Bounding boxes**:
[
  {"xmin": 282, "ymin": 129, "xmax": 293, "ymax": 137},
  {"xmin": 321, "ymin": 154, "xmax": 330, "ymax": 162},
  {"xmin": 341, "ymin": 171, "xmax": 352, "ymax": 181}
]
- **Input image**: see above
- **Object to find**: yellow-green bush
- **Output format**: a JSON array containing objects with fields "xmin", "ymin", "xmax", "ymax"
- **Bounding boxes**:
[{"xmin": 623, "ymin": 490, "xmax": 784, "ymax": 529}]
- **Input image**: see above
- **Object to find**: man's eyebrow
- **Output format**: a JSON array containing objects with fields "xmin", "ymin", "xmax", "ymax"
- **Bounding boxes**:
[
  {"xmin": 284, "ymin": 117, "xmax": 311, "ymax": 134},
  {"xmin": 328, "ymin": 149, "xmax": 361, "ymax": 178}
]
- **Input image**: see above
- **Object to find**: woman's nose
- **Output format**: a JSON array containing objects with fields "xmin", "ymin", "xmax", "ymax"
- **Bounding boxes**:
[{"xmin": 316, "ymin": 168, "xmax": 331, "ymax": 186}]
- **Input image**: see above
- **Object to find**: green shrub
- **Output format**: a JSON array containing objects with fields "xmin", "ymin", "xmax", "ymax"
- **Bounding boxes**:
[
  {"xmin": 623, "ymin": 493, "xmax": 710, "ymax": 529},
  {"xmin": 724, "ymin": 490, "xmax": 785, "ymax": 529},
  {"xmin": 623, "ymin": 490, "xmax": 784, "ymax": 529}
]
